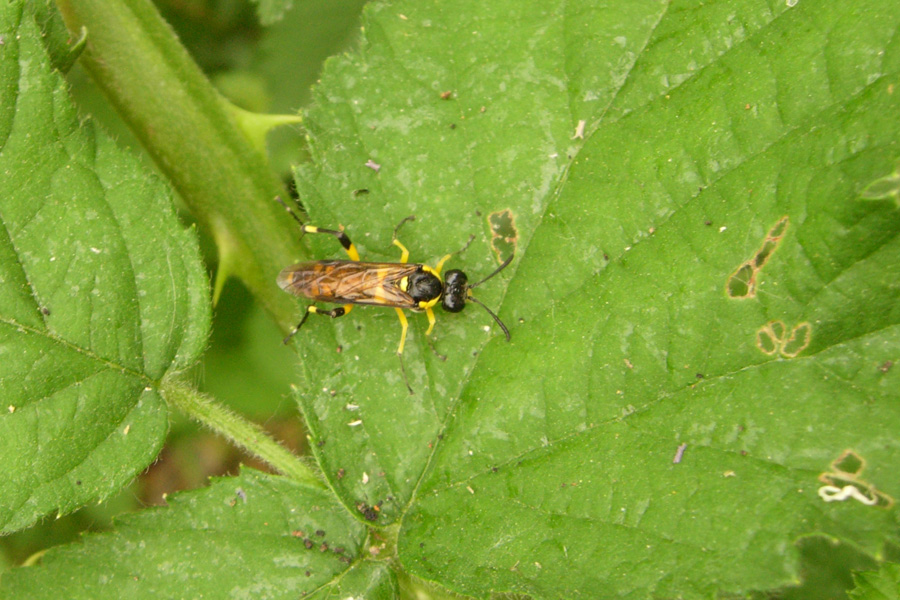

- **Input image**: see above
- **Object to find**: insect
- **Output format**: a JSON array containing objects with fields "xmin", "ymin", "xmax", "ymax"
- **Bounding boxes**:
[{"xmin": 276, "ymin": 199, "xmax": 513, "ymax": 394}]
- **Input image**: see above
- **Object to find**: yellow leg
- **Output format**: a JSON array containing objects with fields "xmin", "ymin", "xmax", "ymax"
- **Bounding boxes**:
[
  {"xmin": 392, "ymin": 239, "xmax": 410, "ymax": 264},
  {"xmin": 425, "ymin": 307, "xmax": 436, "ymax": 335},
  {"xmin": 277, "ymin": 197, "xmax": 362, "ymax": 261},
  {"xmin": 391, "ymin": 215, "xmax": 417, "ymax": 263},
  {"xmin": 394, "ymin": 307, "xmax": 409, "ymax": 355},
  {"xmin": 433, "ymin": 253, "xmax": 453, "ymax": 275},
  {"xmin": 283, "ymin": 304, "xmax": 353, "ymax": 344},
  {"xmin": 431, "ymin": 234, "xmax": 473, "ymax": 274},
  {"xmin": 394, "ymin": 307, "xmax": 414, "ymax": 395},
  {"xmin": 301, "ymin": 225, "xmax": 361, "ymax": 261},
  {"xmin": 308, "ymin": 304, "xmax": 353, "ymax": 318}
]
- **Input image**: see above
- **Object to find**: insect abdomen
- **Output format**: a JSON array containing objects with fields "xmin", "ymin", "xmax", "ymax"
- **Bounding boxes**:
[
  {"xmin": 278, "ymin": 260, "xmax": 419, "ymax": 306},
  {"xmin": 277, "ymin": 261, "xmax": 347, "ymax": 301}
]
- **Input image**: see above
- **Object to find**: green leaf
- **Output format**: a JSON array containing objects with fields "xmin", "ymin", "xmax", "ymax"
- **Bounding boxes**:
[
  {"xmin": 289, "ymin": 0, "xmax": 900, "ymax": 596},
  {"xmin": 23, "ymin": 0, "xmax": 83, "ymax": 73},
  {"xmin": 849, "ymin": 563, "xmax": 900, "ymax": 600},
  {"xmin": 5, "ymin": 0, "xmax": 898, "ymax": 597},
  {"xmin": 0, "ymin": 3, "xmax": 210, "ymax": 533},
  {"xmin": 1, "ymin": 470, "xmax": 378, "ymax": 599},
  {"xmin": 55, "ymin": 0, "xmax": 303, "ymax": 330}
]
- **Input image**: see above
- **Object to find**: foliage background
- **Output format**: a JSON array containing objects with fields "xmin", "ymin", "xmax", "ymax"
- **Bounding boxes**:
[
  {"xmin": 0, "ymin": 0, "xmax": 366, "ymax": 566},
  {"xmin": 1, "ymin": 0, "xmax": 899, "ymax": 598}
]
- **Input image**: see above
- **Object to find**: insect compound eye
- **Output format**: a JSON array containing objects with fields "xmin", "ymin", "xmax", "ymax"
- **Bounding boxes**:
[
  {"xmin": 442, "ymin": 269, "xmax": 468, "ymax": 313},
  {"xmin": 407, "ymin": 269, "xmax": 443, "ymax": 303}
]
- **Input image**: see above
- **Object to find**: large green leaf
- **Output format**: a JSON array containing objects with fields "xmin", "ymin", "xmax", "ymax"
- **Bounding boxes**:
[
  {"xmin": 290, "ymin": 0, "xmax": 900, "ymax": 596},
  {"xmin": 3, "ymin": 0, "xmax": 898, "ymax": 597},
  {"xmin": 1, "ymin": 469, "xmax": 376, "ymax": 599},
  {"xmin": 0, "ymin": 3, "xmax": 209, "ymax": 533}
]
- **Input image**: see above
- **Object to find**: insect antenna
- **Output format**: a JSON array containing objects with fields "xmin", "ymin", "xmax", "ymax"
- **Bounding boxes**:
[
  {"xmin": 469, "ymin": 253, "xmax": 514, "ymax": 289},
  {"xmin": 467, "ymin": 253, "xmax": 514, "ymax": 341},
  {"xmin": 466, "ymin": 294, "xmax": 511, "ymax": 341}
]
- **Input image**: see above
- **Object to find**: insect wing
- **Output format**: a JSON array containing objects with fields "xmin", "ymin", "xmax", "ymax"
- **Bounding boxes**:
[{"xmin": 278, "ymin": 261, "xmax": 419, "ymax": 307}]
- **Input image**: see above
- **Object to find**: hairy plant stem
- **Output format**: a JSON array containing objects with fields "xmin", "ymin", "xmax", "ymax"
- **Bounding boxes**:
[{"xmin": 162, "ymin": 380, "xmax": 322, "ymax": 488}]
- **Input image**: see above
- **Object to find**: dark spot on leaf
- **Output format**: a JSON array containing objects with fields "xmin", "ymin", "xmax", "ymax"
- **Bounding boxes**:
[
  {"xmin": 488, "ymin": 209, "xmax": 518, "ymax": 262},
  {"xmin": 726, "ymin": 216, "xmax": 789, "ymax": 299}
]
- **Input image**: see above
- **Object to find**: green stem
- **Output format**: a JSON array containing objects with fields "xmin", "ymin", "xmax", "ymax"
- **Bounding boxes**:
[
  {"xmin": 162, "ymin": 380, "xmax": 323, "ymax": 488},
  {"xmin": 55, "ymin": 0, "xmax": 303, "ymax": 331}
]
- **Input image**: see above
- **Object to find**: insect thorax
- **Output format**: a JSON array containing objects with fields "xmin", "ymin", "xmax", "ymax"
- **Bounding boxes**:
[{"xmin": 405, "ymin": 268, "xmax": 443, "ymax": 304}]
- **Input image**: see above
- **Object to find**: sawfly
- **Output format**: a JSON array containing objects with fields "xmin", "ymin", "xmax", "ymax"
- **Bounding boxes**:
[{"xmin": 277, "ymin": 199, "xmax": 513, "ymax": 393}]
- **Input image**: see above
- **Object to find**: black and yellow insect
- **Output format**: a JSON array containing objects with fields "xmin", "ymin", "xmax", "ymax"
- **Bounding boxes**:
[{"xmin": 277, "ymin": 200, "xmax": 513, "ymax": 393}]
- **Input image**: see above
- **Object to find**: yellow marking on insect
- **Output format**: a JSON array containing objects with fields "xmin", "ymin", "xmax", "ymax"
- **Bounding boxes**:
[
  {"xmin": 419, "ymin": 297, "xmax": 439, "ymax": 310},
  {"xmin": 399, "ymin": 276, "xmax": 410, "ymax": 292}
]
